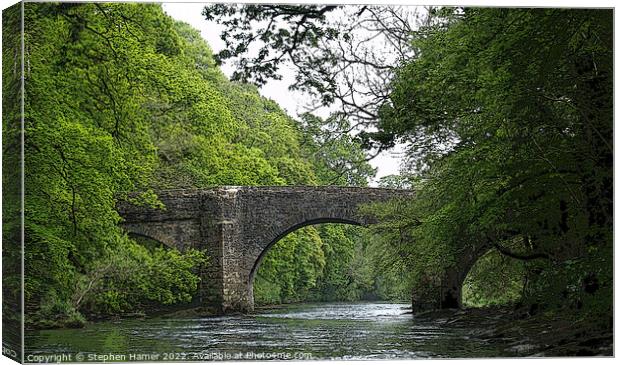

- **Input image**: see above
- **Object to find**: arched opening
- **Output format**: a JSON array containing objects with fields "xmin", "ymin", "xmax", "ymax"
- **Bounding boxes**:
[
  {"xmin": 249, "ymin": 218, "xmax": 362, "ymax": 282},
  {"xmin": 249, "ymin": 219, "xmax": 363, "ymax": 306},
  {"xmin": 461, "ymin": 247, "xmax": 527, "ymax": 308},
  {"xmin": 249, "ymin": 220, "xmax": 410, "ymax": 307}
]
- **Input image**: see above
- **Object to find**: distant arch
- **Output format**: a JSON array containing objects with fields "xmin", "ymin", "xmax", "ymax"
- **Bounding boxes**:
[{"xmin": 126, "ymin": 232, "xmax": 172, "ymax": 250}]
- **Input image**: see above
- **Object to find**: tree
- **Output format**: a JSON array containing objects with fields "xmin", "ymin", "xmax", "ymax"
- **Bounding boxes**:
[
  {"xmin": 202, "ymin": 4, "xmax": 424, "ymax": 137},
  {"xmin": 297, "ymin": 113, "xmax": 376, "ymax": 186},
  {"xmin": 23, "ymin": 3, "xmax": 165, "ymax": 311},
  {"xmin": 372, "ymin": 8, "xmax": 612, "ymax": 313}
]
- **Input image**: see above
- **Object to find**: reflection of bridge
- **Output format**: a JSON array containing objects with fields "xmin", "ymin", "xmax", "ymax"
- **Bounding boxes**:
[{"xmin": 120, "ymin": 186, "xmax": 470, "ymax": 313}]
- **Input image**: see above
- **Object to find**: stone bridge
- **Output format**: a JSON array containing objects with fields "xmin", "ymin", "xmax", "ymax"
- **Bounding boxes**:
[
  {"xmin": 118, "ymin": 186, "xmax": 416, "ymax": 312},
  {"xmin": 119, "ymin": 186, "xmax": 473, "ymax": 313}
]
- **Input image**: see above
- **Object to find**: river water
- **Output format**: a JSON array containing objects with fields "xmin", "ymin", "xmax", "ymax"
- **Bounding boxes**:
[{"xmin": 26, "ymin": 302, "xmax": 517, "ymax": 361}]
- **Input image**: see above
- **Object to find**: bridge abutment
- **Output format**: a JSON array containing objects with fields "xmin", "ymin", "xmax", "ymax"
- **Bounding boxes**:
[{"xmin": 410, "ymin": 245, "xmax": 491, "ymax": 311}]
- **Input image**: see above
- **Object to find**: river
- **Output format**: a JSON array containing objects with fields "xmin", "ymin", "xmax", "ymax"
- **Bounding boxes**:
[{"xmin": 26, "ymin": 302, "xmax": 533, "ymax": 361}]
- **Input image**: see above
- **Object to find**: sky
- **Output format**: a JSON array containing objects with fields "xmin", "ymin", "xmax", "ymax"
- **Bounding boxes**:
[{"xmin": 161, "ymin": 3, "xmax": 406, "ymax": 186}]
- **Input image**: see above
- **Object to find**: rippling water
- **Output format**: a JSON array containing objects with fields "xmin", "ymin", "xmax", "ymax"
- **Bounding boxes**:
[{"xmin": 25, "ymin": 302, "xmax": 513, "ymax": 360}]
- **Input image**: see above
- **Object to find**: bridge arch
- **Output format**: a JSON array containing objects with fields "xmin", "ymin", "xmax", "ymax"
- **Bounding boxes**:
[
  {"xmin": 126, "ymin": 231, "xmax": 173, "ymax": 250},
  {"xmin": 121, "ymin": 222, "xmax": 192, "ymax": 251},
  {"xmin": 250, "ymin": 217, "xmax": 362, "ymax": 280},
  {"xmin": 248, "ymin": 217, "xmax": 365, "ymax": 303},
  {"xmin": 458, "ymin": 239, "xmax": 528, "ymax": 309}
]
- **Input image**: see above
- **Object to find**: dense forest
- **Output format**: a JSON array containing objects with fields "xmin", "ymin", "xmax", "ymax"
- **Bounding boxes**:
[
  {"xmin": 3, "ymin": 3, "xmax": 406, "ymax": 329},
  {"xmin": 2, "ymin": 2, "xmax": 612, "ymax": 338}
]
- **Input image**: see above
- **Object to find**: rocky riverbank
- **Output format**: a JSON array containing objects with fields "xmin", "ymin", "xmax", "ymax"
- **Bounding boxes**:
[{"xmin": 414, "ymin": 307, "xmax": 613, "ymax": 357}]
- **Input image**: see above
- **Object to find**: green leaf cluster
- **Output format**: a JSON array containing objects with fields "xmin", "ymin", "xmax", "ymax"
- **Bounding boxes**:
[{"xmin": 75, "ymin": 239, "xmax": 207, "ymax": 316}]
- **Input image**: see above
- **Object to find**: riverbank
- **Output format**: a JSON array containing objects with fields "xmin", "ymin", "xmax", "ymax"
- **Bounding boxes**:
[
  {"xmin": 414, "ymin": 307, "xmax": 613, "ymax": 356},
  {"xmin": 25, "ymin": 303, "xmax": 221, "ymax": 330}
]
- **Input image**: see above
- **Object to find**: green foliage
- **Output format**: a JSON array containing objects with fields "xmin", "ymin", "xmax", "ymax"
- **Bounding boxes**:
[
  {"xmin": 362, "ymin": 198, "xmax": 457, "ymax": 307},
  {"xmin": 75, "ymin": 238, "xmax": 207, "ymax": 316},
  {"xmin": 297, "ymin": 113, "xmax": 376, "ymax": 186},
  {"xmin": 367, "ymin": 8, "xmax": 612, "ymax": 315},
  {"xmin": 23, "ymin": 3, "xmax": 164, "ymax": 310},
  {"xmin": 313, "ymin": 225, "xmax": 358, "ymax": 302},
  {"xmin": 254, "ymin": 227, "xmax": 325, "ymax": 305},
  {"xmin": 254, "ymin": 223, "xmax": 408, "ymax": 306},
  {"xmin": 2, "ymin": 3, "xmax": 23, "ymax": 327},
  {"xmin": 28, "ymin": 290, "xmax": 86, "ymax": 329}
]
